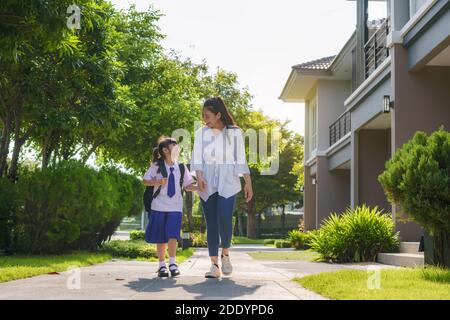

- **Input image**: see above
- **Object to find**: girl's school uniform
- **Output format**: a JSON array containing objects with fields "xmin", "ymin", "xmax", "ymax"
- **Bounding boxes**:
[{"xmin": 143, "ymin": 160, "xmax": 194, "ymax": 244}]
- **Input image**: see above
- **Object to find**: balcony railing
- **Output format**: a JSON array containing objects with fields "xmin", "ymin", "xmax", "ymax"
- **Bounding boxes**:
[
  {"xmin": 364, "ymin": 18, "xmax": 390, "ymax": 79},
  {"xmin": 329, "ymin": 111, "xmax": 351, "ymax": 147}
]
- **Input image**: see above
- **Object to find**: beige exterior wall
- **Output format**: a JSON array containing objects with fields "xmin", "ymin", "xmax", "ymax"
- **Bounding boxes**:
[{"xmin": 316, "ymin": 80, "xmax": 352, "ymax": 150}]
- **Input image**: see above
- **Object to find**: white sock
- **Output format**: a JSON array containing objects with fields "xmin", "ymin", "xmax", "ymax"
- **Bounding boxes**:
[
  {"xmin": 159, "ymin": 261, "xmax": 166, "ymax": 268},
  {"xmin": 169, "ymin": 257, "xmax": 176, "ymax": 269}
]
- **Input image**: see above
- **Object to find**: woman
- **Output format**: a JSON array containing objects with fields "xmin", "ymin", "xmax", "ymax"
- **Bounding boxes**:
[{"xmin": 191, "ymin": 97, "xmax": 253, "ymax": 278}]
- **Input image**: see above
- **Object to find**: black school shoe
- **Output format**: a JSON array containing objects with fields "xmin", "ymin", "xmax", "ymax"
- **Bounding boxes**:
[
  {"xmin": 157, "ymin": 266, "xmax": 169, "ymax": 278},
  {"xmin": 169, "ymin": 264, "xmax": 180, "ymax": 277}
]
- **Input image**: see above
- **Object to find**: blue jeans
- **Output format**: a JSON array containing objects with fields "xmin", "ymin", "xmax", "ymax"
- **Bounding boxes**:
[{"xmin": 200, "ymin": 192, "xmax": 236, "ymax": 257}]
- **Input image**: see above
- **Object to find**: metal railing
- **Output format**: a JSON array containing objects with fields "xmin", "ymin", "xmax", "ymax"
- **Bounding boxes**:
[
  {"xmin": 329, "ymin": 111, "xmax": 351, "ymax": 147},
  {"xmin": 364, "ymin": 18, "xmax": 390, "ymax": 79}
]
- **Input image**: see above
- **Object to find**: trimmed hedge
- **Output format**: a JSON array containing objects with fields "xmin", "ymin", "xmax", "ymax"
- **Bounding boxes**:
[
  {"xmin": 101, "ymin": 240, "xmax": 157, "ymax": 259},
  {"xmin": 275, "ymin": 240, "xmax": 292, "ymax": 248},
  {"xmin": 130, "ymin": 230, "xmax": 145, "ymax": 241},
  {"xmin": 0, "ymin": 161, "xmax": 143, "ymax": 254}
]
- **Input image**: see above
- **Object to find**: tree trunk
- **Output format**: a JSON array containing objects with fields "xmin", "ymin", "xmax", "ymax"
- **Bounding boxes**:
[
  {"xmin": 280, "ymin": 204, "xmax": 286, "ymax": 238},
  {"xmin": 200, "ymin": 214, "xmax": 206, "ymax": 233},
  {"xmin": 42, "ymin": 132, "xmax": 55, "ymax": 169},
  {"xmin": 8, "ymin": 137, "xmax": 23, "ymax": 181},
  {"xmin": 246, "ymin": 198, "xmax": 256, "ymax": 239},
  {"xmin": 257, "ymin": 211, "xmax": 262, "ymax": 238},
  {"xmin": 233, "ymin": 213, "xmax": 239, "ymax": 236},
  {"xmin": 433, "ymin": 230, "xmax": 450, "ymax": 267},
  {"xmin": 185, "ymin": 191, "xmax": 193, "ymax": 232},
  {"xmin": 82, "ymin": 140, "xmax": 103, "ymax": 164},
  {"xmin": 8, "ymin": 126, "xmax": 32, "ymax": 181},
  {"xmin": 0, "ymin": 119, "xmax": 11, "ymax": 178}
]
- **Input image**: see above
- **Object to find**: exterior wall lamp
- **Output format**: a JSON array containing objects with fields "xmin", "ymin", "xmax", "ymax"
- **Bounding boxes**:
[{"xmin": 383, "ymin": 95, "xmax": 394, "ymax": 113}]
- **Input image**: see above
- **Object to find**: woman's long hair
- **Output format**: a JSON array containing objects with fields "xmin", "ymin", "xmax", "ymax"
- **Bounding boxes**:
[
  {"xmin": 152, "ymin": 136, "xmax": 178, "ymax": 163},
  {"xmin": 203, "ymin": 97, "xmax": 237, "ymax": 128}
]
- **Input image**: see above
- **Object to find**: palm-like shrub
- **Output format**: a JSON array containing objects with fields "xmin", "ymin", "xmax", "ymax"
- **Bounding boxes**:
[
  {"xmin": 191, "ymin": 232, "xmax": 207, "ymax": 247},
  {"xmin": 379, "ymin": 128, "xmax": 450, "ymax": 267},
  {"xmin": 310, "ymin": 205, "xmax": 399, "ymax": 263},
  {"xmin": 288, "ymin": 230, "xmax": 312, "ymax": 250}
]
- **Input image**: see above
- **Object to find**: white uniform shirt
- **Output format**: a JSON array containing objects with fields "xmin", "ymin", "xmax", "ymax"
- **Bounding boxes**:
[
  {"xmin": 143, "ymin": 161, "xmax": 194, "ymax": 212},
  {"xmin": 190, "ymin": 126, "xmax": 250, "ymax": 202}
]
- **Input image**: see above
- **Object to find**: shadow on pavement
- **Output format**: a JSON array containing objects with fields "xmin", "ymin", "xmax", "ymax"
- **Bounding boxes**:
[{"xmin": 125, "ymin": 277, "xmax": 262, "ymax": 299}]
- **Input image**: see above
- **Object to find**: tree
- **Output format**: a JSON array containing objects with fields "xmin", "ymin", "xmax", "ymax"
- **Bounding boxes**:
[
  {"xmin": 379, "ymin": 128, "xmax": 450, "ymax": 267},
  {"xmin": 233, "ymin": 114, "xmax": 304, "ymax": 239}
]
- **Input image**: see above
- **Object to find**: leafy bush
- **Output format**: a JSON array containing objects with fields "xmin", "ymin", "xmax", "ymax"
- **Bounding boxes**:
[
  {"xmin": 182, "ymin": 215, "xmax": 205, "ymax": 233},
  {"xmin": 288, "ymin": 230, "xmax": 312, "ymax": 250},
  {"xmin": 275, "ymin": 240, "xmax": 292, "ymax": 248},
  {"xmin": 309, "ymin": 206, "xmax": 399, "ymax": 263},
  {"xmin": 190, "ymin": 232, "xmax": 207, "ymax": 247},
  {"xmin": 130, "ymin": 230, "xmax": 145, "ymax": 241},
  {"xmin": 263, "ymin": 239, "xmax": 276, "ymax": 245},
  {"xmin": 6, "ymin": 161, "xmax": 143, "ymax": 254},
  {"xmin": 0, "ymin": 179, "xmax": 20, "ymax": 253},
  {"xmin": 379, "ymin": 128, "xmax": 450, "ymax": 266},
  {"xmin": 101, "ymin": 240, "xmax": 157, "ymax": 259}
]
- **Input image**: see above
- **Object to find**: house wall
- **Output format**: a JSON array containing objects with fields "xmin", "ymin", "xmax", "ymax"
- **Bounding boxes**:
[
  {"xmin": 316, "ymin": 80, "xmax": 352, "ymax": 151},
  {"xmin": 391, "ymin": 44, "xmax": 450, "ymax": 241},
  {"xmin": 357, "ymin": 129, "xmax": 391, "ymax": 212},
  {"xmin": 316, "ymin": 157, "xmax": 351, "ymax": 228},
  {"xmin": 303, "ymin": 165, "xmax": 317, "ymax": 231},
  {"xmin": 410, "ymin": 0, "xmax": 429, "ymax": 17},
  {"xmin": 404, "ymin": 1, "xmax": 450, "ymax": 71},
  {"xmin": 304, "ymin": 88, "xmax": 317, "ymax": 161}
]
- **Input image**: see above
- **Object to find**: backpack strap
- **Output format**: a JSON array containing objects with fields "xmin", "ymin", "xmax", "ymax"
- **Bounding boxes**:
[
  {"xmin": 178, "ymin": 163, "xmax": 185, "ymax": 190},
  {"xmin": 152, "ymin": 159, "xmax": 167, "ymax": 199},
  {"xmin": 153, "ymin": 161, "xmax": 186, "ymax": 198}
]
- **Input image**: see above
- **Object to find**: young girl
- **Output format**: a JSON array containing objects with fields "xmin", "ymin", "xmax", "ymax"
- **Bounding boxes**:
[{"xmin": 143, "ymin": 137, "xmax": 198, "ymax": 278}]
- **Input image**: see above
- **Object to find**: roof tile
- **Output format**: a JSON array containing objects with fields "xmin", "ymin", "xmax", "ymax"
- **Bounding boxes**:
[{"xmin": 292, "ymin": 55, "xmax": 336, "ymax": 71}]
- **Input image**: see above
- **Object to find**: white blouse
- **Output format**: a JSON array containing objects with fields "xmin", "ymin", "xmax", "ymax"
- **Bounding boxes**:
[{"xmin": 190, "ymin": 125, "xmax": 250, "ymax": 202}]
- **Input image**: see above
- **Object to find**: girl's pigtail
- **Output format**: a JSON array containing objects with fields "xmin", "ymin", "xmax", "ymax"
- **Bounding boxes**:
[{"xmin": 152, "ymin": 147, "xmax": 160, "ymax": 163}]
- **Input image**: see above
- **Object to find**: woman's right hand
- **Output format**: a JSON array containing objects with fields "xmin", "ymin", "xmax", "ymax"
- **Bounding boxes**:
[
  {"xmin": 159, "ymin": 178, "xmax": 168, "ymax": 186},
  {"xmin": 196, "ymin": 171, "xmax": 206, "ymax": 192},
  {"xmin": 197, "ymin": 177, "xmax": 206, "ymax": 192}
]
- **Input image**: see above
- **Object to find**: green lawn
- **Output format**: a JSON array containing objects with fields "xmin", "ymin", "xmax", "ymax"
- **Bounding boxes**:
[
  {"xmin": 0, "ymin": 245, "xmax": 195, "ymax": 284},
  {"xmin": 295, "ymin": 267, "xmax": 450, "ymax": 300},
  {"xmin": 232, "ymin": 236, "xmax": 279, "ymax": 245},
  {"xmin": 0, "ymin": 252, "xmax": 112, "ymax": 283},
  {"xmin": 233, "ymin": 237, "xmax": 265, "ymax": 244},
  {"xmin": 248, "ymin": 250, "xmax": 321, "ymax": 262},
  {"xmin": 131, "ymin": 248, "xmax": 195, "ymax": 263}
]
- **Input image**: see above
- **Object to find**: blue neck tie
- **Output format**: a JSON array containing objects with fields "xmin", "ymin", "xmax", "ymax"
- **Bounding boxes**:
[{"xmin": 167, "ymin": 167, "xmax": 175, "ymax": 197}]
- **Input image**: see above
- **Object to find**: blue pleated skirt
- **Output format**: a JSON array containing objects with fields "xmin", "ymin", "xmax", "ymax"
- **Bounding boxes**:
[{"xmin": 145, "ymin": 210, "xmax": 182, "ymax": 244}]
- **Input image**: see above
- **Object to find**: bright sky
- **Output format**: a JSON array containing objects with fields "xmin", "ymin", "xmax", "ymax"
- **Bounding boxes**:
[{"xmin": 110, "ymin": 0, "xmax": 387, "ymax": 136}]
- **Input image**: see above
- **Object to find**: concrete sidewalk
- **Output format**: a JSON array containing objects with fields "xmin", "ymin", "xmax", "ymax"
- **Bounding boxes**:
[{"xmin": 0, "ymin": 245, "xmax": 394, "ymax": 300}]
